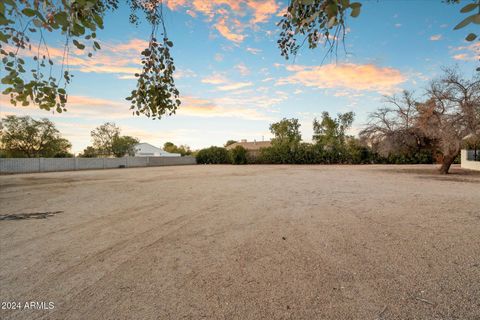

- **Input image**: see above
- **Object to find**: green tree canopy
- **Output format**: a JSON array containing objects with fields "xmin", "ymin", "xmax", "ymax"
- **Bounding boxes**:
[
  {"xmin": 224, "ymin": 140, "xmax": 238, "ymax": 147},
  {"xmin": 163, "ymin": 141, "xmax": 192, "ymax": 156},
  {"xmin": 270, "ymin": 118, "xmax": 302, "ymax": 147},
  {"xmin": 89, "ymin": 122, "xmax": 139, "ymax": 157},
  {"xmin": 91, "ymin": 122, "xmax": 120, "ymax": 156},
  {"xmin": 0, "ymin": 115, "xmax": 72, "ymax": 157},
  {"xmin": 112, "ymin": 135, "xmax": 139, "ymax": 157},
  {"xmin": 78, "ymin": 146, "xmax": 98, "ymax": 158},
  {"xmin": 313, "ymin": 111, "xmax": 354, "ymax": 148}
]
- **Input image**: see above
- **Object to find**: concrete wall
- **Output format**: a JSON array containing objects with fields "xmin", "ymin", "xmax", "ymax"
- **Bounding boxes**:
[
  {"xmin": 0, "ymin": 156, "xmax": 196, "ymax": 174},
  {"xmin": 461, "ymin": 149, "xmax": 480, "ymax": 171}
]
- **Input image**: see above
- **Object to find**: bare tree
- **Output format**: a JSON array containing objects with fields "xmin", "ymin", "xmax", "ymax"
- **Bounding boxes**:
[
  {"xmin": 418, "ymin": 69, "xmax": 480, "ymax": 174},
  {"xmin": 360, "ymin": 91, "xmax": 432, "ymax": 159}
]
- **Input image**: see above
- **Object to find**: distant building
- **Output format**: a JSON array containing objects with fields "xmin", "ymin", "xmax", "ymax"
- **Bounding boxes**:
[
  {"xmin": 226, "ymin": 139, "xmax": 271, "ymax": 158},
  {"xmin": 134, "ymin": 143, "xmax": 181, "ymax": 157}
]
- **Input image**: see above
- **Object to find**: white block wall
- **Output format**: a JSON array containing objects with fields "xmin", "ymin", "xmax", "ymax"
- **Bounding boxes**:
[{"xmin": 0, "ymin": 156, "xmax": 196, "ymax": 174}]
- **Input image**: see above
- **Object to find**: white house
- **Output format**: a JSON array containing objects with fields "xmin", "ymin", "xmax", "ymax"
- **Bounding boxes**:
[
  {"xmin": 461, "ymin": 149, "xmax": 480, "ymax": 171},
  {"xmin": 134, "ymin": 143, "xmax": 181, "ymax": 157}
]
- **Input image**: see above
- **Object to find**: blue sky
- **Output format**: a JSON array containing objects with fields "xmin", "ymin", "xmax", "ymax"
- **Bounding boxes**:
[{"xmin": 0, "ymin": 0, "xmax": 478, "ymax": 153}]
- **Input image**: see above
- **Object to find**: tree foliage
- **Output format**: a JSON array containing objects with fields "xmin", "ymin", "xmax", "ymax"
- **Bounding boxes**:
[
  {"xmin": 112, "ymin": 135, "xmax": 139, "ymax": 157},
  {"xmin": 229, "ymin": 145, "xmax": 248, "ymax": 164},
  {"xmin": 89, "ymin": 122, "xmax": 139, "ymax": 157},
  {"xmin": 195, "ymin": 146, "xmax": 230, "ymax": 164},
  {"xmin": 270, "ymin": 118, "xmax": 302, "ymax": 146},
  {"xmin": 1, "ymin": 0, "xmax": 478, "ymax": 122},
  {"xmin": 91, "ymin": 122, "xmax": 120, "ymax": 156},
  {"xmin": 278, "ymin": 0, "xmax": 479, "ymax": 70},
  {"xmin": 361, "ymin": 69, "xmax": 480, "ymax": 173},
  {"xmin": 360, "ymin": 91, "xmax": 437, "ymax": 164},
  {"xmin": 224, "ymin": 140, "xmax": 238, "ymax": 147},
  {"xmin": 1, "ymin": 0, "xmax": 179, "ymax": 117},
  {"xmin": 0, "ymin": 115, "xmax": 72, "ymax": 157},
  {"xmin": 163, "ymin": 141, "xmax": 192, "ymax": 156},
  {"xmin": 313, "ymin": 111, "xmax": 354, "ymax": 148},
  {"xmin": 419, "ymin": 68, "xmax": 480, "ymax": 173},
  {"xmin": 78, "ymin": 146, "xmax": 98, "ymax": 158}
]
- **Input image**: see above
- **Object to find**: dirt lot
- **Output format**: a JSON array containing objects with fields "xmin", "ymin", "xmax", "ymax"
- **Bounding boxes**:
[{"xmin": 0, "ymin": 165, "xmax": 479, "ymax": 320}]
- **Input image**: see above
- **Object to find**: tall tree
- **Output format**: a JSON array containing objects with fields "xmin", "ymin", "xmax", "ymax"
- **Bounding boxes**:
[
  {"xmin": 0, "ymin": 115, "xmax": 72, "ymax": 157},
  {"xmin": 418, "ymin": 69, "xmax": 480, "ymax": 173},
  {"xmin": 90, "ymin": 122, "xmax": 120, "ymax": 156},
  {"xmin": 270, "ymin": 118, "xmax": 302, "ymax": 146},
  {"xmin": 361, "ymin": 69, "xmax": 480, "ymax": 173},
  {"xmin": 360, "ymin": 91, "xmax": 435, "ymax": 160},
  {"xmin": 268, "ymin": 118, "xmax": 302, "ymax": 163},
  {"xmin": 313, "ymin": 111, "xmax": 354, "ymax": 149}
]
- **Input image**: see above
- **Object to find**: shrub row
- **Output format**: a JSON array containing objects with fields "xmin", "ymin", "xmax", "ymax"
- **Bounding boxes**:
[{"xmin": 196, "ymin": 143, "xmax": 434, "ymax": 165}]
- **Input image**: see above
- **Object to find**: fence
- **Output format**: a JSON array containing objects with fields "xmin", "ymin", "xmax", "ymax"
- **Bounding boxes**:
[
  {"xmin": 0, "ymin": 156, "xmax": 196, "ymax": 174},
  {"xmin": 461, "ymin": 149, "xmax": 480, "ymax": 171}
]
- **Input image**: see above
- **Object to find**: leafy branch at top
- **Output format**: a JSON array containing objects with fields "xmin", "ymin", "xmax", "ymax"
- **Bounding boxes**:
[
  {"xmin": 0, "ymin": 0, "xmax": 179, "ymax": 118},
  {"xmin": 278, "ymin": 0, "xmax": 480, "ymax": 70}
]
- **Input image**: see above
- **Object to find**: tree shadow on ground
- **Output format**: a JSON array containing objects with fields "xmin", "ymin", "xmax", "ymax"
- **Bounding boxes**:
[
  {"xmin": 0, "ymin": 211, "xmax": 63, "ymax": 221},
  {"xmin": 377, "ymin": 166, "xmax": 480, "ymax": 183}
]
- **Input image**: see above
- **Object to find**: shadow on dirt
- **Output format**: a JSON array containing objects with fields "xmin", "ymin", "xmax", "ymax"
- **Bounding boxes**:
[{"xmin": 0, "ymin": 211, "xmax": 63, "ymax": 221}]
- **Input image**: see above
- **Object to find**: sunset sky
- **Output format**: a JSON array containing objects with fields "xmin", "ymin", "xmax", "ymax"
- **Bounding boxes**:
[{"xmin": 0, "ymin": 0, "xmax": 479, "ymax": 153}]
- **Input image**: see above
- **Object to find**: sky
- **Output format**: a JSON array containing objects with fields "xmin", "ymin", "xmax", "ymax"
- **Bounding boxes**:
[{"xmin": 0, "ymin": 0, "xmax": 479, "ymax": 154}]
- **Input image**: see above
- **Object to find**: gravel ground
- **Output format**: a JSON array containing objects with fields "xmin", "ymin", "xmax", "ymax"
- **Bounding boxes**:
[{"xmin": 0, "ymin": 164, "xmax": 479, "ymax": 320}]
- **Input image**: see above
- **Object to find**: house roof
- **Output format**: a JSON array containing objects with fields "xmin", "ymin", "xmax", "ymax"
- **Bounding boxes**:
[
  {"xmin": 135, "ymin": 143, "xmax": 180, "ymax": 155},
  {"xmin": 135, "ymin": 142, "xmax": 162, "ymax": 152},
  {"xmin": 226, "ymin": 141, "xmax": 271, "ymax": 151}
]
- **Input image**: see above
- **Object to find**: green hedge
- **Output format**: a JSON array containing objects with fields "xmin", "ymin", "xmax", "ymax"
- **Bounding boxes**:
[
  {"xmin": 229, "ymin": 145, "xmax": 248, "ymax": 164},
  {"xmin": 196, "ymin": 146, "xmax": 230, "ymax": 164},
  {"xmin": 196, "ymin": 143, "xmax": 435, "ymax": 165}
]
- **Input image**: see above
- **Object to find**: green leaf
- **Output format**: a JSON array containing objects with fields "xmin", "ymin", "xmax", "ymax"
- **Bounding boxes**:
[
  {"xmin": 454, "ymin": 15, "xmax": 474, "ymax": 30},
  {"xmin": 72, "ymin": 39, "xmax": 85, "ymax": 50},
  {"xmin": 0, "ymin": 32, "xmax": 9, "ymax": 42},
  {"xmin": 466, "ymin": 33, "xmax": 477, "ymax": 41},
  {"xmin": 166, "ymin": 40, "xmax": 173, "ymax": 47},
  {"xmin": 92, "ymin": 13, "xmax": 103, "ymax": 29},
  {"xmin": 351, "ymin": 6, "xmax": 361, "ymax": 18},
  {"xmin": 21, "ymin": 8, "xmax": 36, "ymax": 17},
  {"xmin": 461, "ymin": 3, "xmax": 478, "ymax": 13},
  {"xmin": 54, "ymin": 12, "xmax": 68, "ymax": 27},
  {"xmin": 93, "ymin": 41, "xmax": 101, "ymax": 50},
  {"xmin": 350, "ymin": 2, "xmax": 361, "ymax": 8}
]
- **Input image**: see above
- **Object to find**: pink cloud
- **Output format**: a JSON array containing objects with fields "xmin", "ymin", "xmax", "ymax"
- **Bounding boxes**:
[
  {"xmin": 277, "ymin": 63, "xmax": 406, "ymax": 94},
  {"xmin": 451, "ymin": 42, "xmax": 479, "ymax": 61},
  {"xmin": 165, "ymin": 0, "xmax": 279, "ymax": 43}
]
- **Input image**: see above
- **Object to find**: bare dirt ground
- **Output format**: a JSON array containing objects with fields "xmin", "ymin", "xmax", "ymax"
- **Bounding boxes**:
[{"xmin": 0, "ymin": 164, "xmax": 479, "ymax": 320}]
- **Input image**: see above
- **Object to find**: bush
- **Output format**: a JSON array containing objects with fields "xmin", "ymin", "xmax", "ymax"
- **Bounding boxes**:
[
  {"xmin": 196, "ymin": 146, "xmax": 230, "ymax": 164},
  {"xmin": 229, "ymin": 145, "xmax": 247, "ymax": 164}
]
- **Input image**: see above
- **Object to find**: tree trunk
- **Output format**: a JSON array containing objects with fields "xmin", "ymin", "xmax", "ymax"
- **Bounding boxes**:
[{"xmin": 439, "ymin": 154, "xmax": 456, "ymax": 174}]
